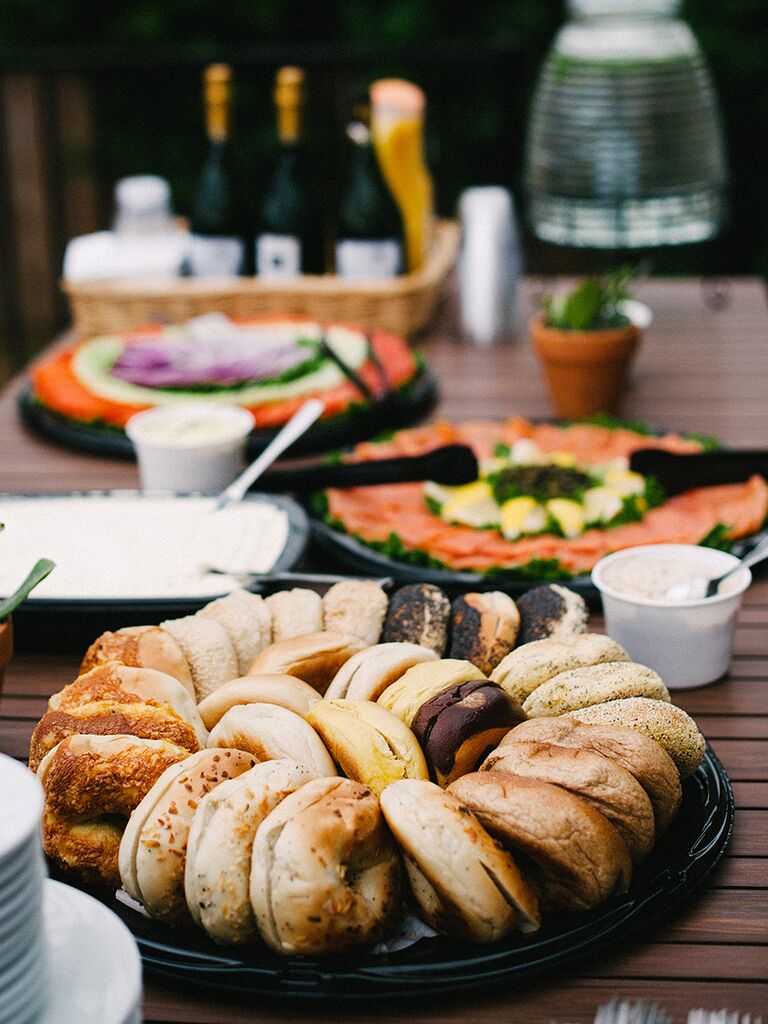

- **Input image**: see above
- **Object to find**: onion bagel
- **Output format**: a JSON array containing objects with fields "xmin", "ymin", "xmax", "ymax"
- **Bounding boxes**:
[
  {"xmin": 247, "ymin": 631, "xmax": 366, "ymax": 695},
  {"xmin": 184, "ymin": 760, "xmax": 318, "ymax": 944},
  {"xmin": 250, "ymin": 776, "xmax": 402, "ymax": 955},
  {"xmin": 490, "ymin": 634, "xmax": 630, "ymax": 705},
  {"xmin": 307, "ymin": 698, "xmax": 429, "ymax": 795},
  {"xmin": 325, "ymin": 642, "xmax": 439, "ymax": 702},
  {"xmin": 160, "ymin": 615, "xmax": 239, "ymax": 702},
  {"xmin": 322, "ymin": 580, "xmax": 389, "ymax": 647},
  {"xmin": 481, "ymin": 741, "xmax": 655, "ymax": 862},
  {"xmin": 29, "ymin": 699, "xmax": 202, "ymax": 773},
  {"xmin": 567, "ymin": 697, "xmax": 706, "ymax": 777},
  {"xmin": 197, "ymin": 674, "xmax": 321, "ymax": 730},
  {"xmin": 377, "ymin": 659, "xmax": 487, "ymax": 727},
  {"xmin": 49, "ymin": 662, "xmax": 208, "ymax": 747},
  {"xmin": 523, "ymin": 662, "xmax": 670, "ymax": 718},
  {"xmin": 80, "ymin": 625, "xmax": 195, "ymax": 696},
  {"xmin": 448, "ymin": 592, "xmax": 520, "ymax": 675},
  {"xmin": 197, "ymin": 589, "xmax": 272, "ymax": 675},
  {"xmin": 496, "ymin": 717, "xmax": 682, "ymax": 833},
  {"xmin": 119, "ymin": 748, "xmax": 255, "ymax": 922},
  {"xmin": 448, "ymin": 771, "xmax": 632, "ymax": 911},
  {"xmin": 207, "ymin": 703, "xmax": 336, "ymax": 776},
  {"xmin": 37, "ymin": 734, "xmax": 189, "ymax": 888},
  {"xmin": 379, "ymin": 779, "xmax": 540, "ymax": 942}
]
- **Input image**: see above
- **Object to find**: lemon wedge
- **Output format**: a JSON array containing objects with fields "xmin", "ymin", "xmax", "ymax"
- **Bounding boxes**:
[
  {"xmin": 583, "ymin": 486, "xmax": 624, "ymax": 525},
  {"xmin": 500, "ymin": 497, "xmax": 547, "ymax": 540},
  {"xmin": 441, "ymin": 481, "xmax": 500, "ymax": 528},
  {"xmin": 546, "ymin": 498, "xmax": 584, "ymax": 538},
  {"xmin": 602, "ymin": 468, "xmax": 646, "ymax": 496}
]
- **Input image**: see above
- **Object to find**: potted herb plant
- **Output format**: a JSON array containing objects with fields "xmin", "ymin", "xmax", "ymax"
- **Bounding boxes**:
[
  {"xmin": 0, "ymin": 557, "xmax": 55, "ymax": 693},
  {"xmin": 530, "ymin": 268, "xmax": 646, "ymax": 419}
]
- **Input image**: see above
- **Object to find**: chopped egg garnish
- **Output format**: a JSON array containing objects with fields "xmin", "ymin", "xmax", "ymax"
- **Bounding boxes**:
[
  {"xmin": 501, "ymin": 497, "xmax": 547, "ymax": 540},
  {"xmin": 546, "ymin": 498, "xmax": 584, "ymax": 538},
  {"xmin": 583, "ymin": 486, "xmax": 624, "ymax": 525}
]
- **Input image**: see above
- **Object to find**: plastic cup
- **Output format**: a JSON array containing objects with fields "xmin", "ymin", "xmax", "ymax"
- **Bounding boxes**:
[
  {"xmin": 125, "ymin": 404, "xmax": 254, "ymax": 494},
  {"xmin": 592, "ymin": 544, "xmax": 751, "ymax": 689}
]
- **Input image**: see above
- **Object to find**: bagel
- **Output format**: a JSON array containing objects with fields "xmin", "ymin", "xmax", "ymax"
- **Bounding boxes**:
[
  {"xmin": 377, "ymin": 659, "xmax": 487, "ymax": 727},
  {"xmin": 496, "ymin": 717, "xmax": 682, "ymax": 833},
  {"xmin": 29, "ymin": 699, "xmax": 202, "ymax": 773},
  {"xmin": 37, "ymin": 734, "xmax": 189, "ymax": 888},
  {"xmin": 49, "ymin": 662, "xmax": 208, "ymax": 746},
  {"xmin": 325, "ymin": 642, "xmax": 439, "ymax": 702},
  {"xmin": 481, "ymin": 741, "xmax": 655, "ymax": 862},
  {"xmin": 119, "ymin": 747, "xmax": 256, "ymax": 922},
  {"xmin": 250, "ymin": 776, "xmax": 402, "ymax": 955},
  {"xmin": 448, "ymin": 771, "xmax": 632, "ymax": 911},
  {"xmin": 307, "ymin": 698, "xmax": 428, "ymax": 795},
  {"xmin": 80, "ymin": 625, "xmax": 194, "ymax": 696},
  {"xmin": 379, "ymin": 779, "xmax": 540, "ymax": 942},
  {"xmin": 321, "ymin": 580, "xmax": 389, "ymax": 647},
  {"xmin": 523, "ymin": 662, "xmax": 670, "ymax": 718},
  {"xmin": 184, "ymin": 760, "xmax": 317, "ymax": 944},
  {"xmin": 160, "ymin": 615, "xmax": 239, "ymax": 701},
  {"xmin": 247, "ymin": 631, "xmax": 366, "ymax": 695},
  {"xmin": 381, "ymin": 584, "xmax": 451, "ymax": 655},
  {"xmin": 197, "ymin": 674, "xmax": 321, "ymax": 730},
  {"xmin": 448, "ymin": 592, "xmax": 520, "ymax": 675},
  {"xmin": 265, "ymin": 588, "xmax": 323, "ymax": 642},
  {"xmin": 567, "ymin": 697, "xmax": 706, "ymax": 777},
  {"xmin": 197, "ymin": 588, "xmax": 272, "ymax": 675},
  {"xmin": 411, "ymin": 680, "xmax": 525, "ymax": 787},
  {"xmin": 490, "ymin": 634, "xmax": 630, "ymax": 705},
  {"xmin": 207, "ymin": 703, "xmax": 336, "ymax": 776},
  {"xmin": 515, "ymin": 584, "xmax": 588, "ymax": 645}
]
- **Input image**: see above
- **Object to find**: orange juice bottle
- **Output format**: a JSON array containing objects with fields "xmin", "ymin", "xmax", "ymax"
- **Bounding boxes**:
[{"xmin": 370, "ymin": 79, "xmax": 434, "ymax": 272}]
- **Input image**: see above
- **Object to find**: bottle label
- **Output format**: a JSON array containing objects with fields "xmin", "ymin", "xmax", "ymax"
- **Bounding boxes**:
[
  {"xmin": 256, "ymin": 233, "xmax": 302, "ymax": 278},
  {"xmin": 188, "ymin": 234, "xmax": 244, "ymax": 277},
  {"xmin": 335, "ymin": 239, "xmax": 402, "ymax": 281}
]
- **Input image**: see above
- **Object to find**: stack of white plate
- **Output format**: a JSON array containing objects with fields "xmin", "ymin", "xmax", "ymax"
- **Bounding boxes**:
[{"xmin": 0, "ymin": 753, "xmax": 142, "ymax": 1024}]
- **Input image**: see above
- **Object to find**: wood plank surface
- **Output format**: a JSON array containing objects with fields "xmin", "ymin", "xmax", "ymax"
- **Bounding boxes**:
[{"xmin": 1, "ymin": 278, "xmax": 766, "ymax": 1022}]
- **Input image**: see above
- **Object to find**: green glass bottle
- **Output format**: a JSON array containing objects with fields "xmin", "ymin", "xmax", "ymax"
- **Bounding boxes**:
[
  {"xmin": 335, "ymin": 110, "xmax": 404, "ymax": 280},
  {"xmin": 255, "ymin": 67, "xmax": 325, "ymax": 278},
  {"xmin": 188, "ymin": 64, "xmax": 245, "ymax": 277}
]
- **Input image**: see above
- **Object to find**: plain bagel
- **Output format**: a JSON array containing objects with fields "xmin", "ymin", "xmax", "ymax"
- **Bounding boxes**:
[
  {"xmin": 324, "ymin": 642, "xmax": 439, "ymax": 702},
  {"xmin": 247, "ymin": 631, "xmax": 366, "ymax": 695},
  {"xmin": 196, "ymin": 674, "xmax": 321, "ymax": 730}
]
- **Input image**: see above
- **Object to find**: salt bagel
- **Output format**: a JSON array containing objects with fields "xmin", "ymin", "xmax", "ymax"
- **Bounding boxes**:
[
  {"xmin": 119, "ymin": 748, "xmax": 256, "ymax": 922},
  {"xmin": 448, "ymin": 771, "xmax": 632, "ymax": 911},
  {"xmin": 379, "ymin": 779, "xmax": 540, "ymax": 942},
  {"xmin": 325, "ymin": 642, "xmax": 439, "ymax": 702},
  {"xmin": 80, "ymin": 625, "xmax": 195, "ymax": 696},
  {"xmin": 207, "ymin": 703, "xmax": 336, "ymax": 776},
  {"xmin": 480, "ymin": 740, "xmax": 655, "ymax": 862},
  {"xmin": 247, "ymin": 631, "xmax": 366, "ymax": 695},
  {"xmin": 36, "ymin": 734, "xmax": 189, "ymax": 888},
  {"xmin": 197, "ymin": 674, "xmax": 321, "ymax": 730},
  {"xmin": 49, "ymin": 662, "xmax": 208, "ymax": 746},
  {"xmin": 523, "ymin": 662, "xmax": 670, "ymax": 718},
  {"xmin": 250, "ymin": 776, "xmax": 402, "ymax": 955},
  {"xmin": 496, "ymin": 717, "xmax": 682, "ymax": 833},
  {"xmin": 184, "ymin": 760, "xmax": 318, "ymax": 944}
]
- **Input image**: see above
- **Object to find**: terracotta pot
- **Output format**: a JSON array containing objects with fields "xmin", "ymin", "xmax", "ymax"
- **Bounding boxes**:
[
  {"xmin": 0, "ymin": 618, "xmax": 12, "ymax": 696},
  {"xmin": 530, "ymin": 314, "xmax": 642, "ymax": 419}
]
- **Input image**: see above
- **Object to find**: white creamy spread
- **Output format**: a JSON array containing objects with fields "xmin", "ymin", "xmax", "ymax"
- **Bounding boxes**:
[
  {"xmin": 0, "ymin": 495, "xmax": 289, "ymax": 600},
  {"xmin": 133, "ymin": 412, "xmax": 248, "ymax": 447},
  {"xmin": 600, "ymin": 554, "xmax": 740, "ymax": 602}
]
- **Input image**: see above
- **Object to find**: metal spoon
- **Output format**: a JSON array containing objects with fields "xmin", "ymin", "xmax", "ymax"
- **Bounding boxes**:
[{"xmin": 664, "ymin": 534, "xmax": 768, "ymax": 601}]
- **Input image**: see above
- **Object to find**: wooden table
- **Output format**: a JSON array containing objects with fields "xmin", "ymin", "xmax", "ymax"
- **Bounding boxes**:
[{"xmin": 1, "ymin": 279, "xmax": 766, "ymax": 1022}]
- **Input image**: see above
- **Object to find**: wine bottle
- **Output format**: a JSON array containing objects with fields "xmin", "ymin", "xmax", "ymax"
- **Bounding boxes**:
[
  {"xmin": 255, "ymin": 67, "xmax": 324, "ymax": 278},
  {"xmin": 188, "ymin": 63, "xmax": 245, "ymax": 277},
  {"xmin": 335, "ymin": 110, "xmax": 404, "ymax": 280}
]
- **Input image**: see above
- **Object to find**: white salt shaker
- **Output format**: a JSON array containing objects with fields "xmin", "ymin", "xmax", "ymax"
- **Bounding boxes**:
[{"xmin": 458, "ymin": 186, "xmax": 522, "ymax": 344}]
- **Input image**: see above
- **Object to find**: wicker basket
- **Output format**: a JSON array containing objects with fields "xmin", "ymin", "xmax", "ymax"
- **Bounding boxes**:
[{"xmin": 63, "ymin": 220, "xmax": 459, "ymax": 338}]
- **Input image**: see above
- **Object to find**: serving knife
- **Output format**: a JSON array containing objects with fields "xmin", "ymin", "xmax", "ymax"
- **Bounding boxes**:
[{"xmin": 629, "ymin": 449, "xmax": 768, "ymax": 496}]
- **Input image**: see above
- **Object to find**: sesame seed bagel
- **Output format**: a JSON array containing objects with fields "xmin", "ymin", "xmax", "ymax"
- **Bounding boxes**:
[
  {"xmin": 197, "ymin": 588, "xmax": 272, "ymax": 676},
  {"xmin": 322, "ymin": 579, "xmax": 389, "ymax": 647},
  {"xmin": 160, "ymin": 615, "xmax": 239, "ymax": 702},
  {"xmin": 523, "ymin": 662, "xmax": 670, "ymax": 718},
  {"xmin": 265, "ymin": 588, "xmax": 323, "ymax": 642}
]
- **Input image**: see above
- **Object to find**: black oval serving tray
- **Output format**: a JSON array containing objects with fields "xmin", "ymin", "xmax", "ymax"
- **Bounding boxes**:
[{"xmin": 88, "ymin": 746, "xmax": 732, "ymax": 1003}]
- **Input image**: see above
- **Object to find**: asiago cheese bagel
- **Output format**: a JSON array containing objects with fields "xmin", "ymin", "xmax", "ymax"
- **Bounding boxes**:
[
  {"xmin": 377, "ymin": 659, "xmax": 487, "ymax": 727},
  {"xmin": 250, "ymin": 776, "xmax": 402, "ymax": 955},
  {"xmin": 306, "ymin": 698, "xmax": 428, "ymax": 795},
  {"xmin": 119, "ymin": 748, "xmax": 255, "ymax": 922},
  {"xmin": 160, "ymin": 615, "xmax": 239, "ymax": 702},
  {"xmin": 80, "ymin": 625, "xmax": 195, "ymax": 696},
  {"xmin": 490, "ymin": 634, "xmax": 630, "ymax": 706},
  {"xmin": 184, "ymin": 760, "xmax": 317, "ymax": 945},
  {"xmin": 480, "ymin": 741, "xmax": 655, "ymax": 862},
  {"xmin": 196, "ymin": 588, "xmax": 272, "ymax": 675},
  {"xmin": 496, "ymin": 717, "xmax": 682, "ymax": 833},
  {"xmin": 379, "ymin": 779, "xmax": 540, "ymax": 943},
  {"xmin": 206, "ymin": 703, "xmax": 336, "ymax": 776},
  {"xmin": 49, "ymin": 662, "xmax": 208, "ymax": 747},
  {"xmin": 448, "ymin": 771, "xmax": 632, "ymax": 911},
  {"xmin": 522, "ymin": 662, "xmax": 670, "ymax": 718},
  {"xmin": 247, "ymin": 631, "xmax": 366, "ymax": 695},
  {"xmin": 324, "ymin": 642, "xmax": 439, "ymax": 702},
  {"xmin": 196, "ymin": 674, "xmax": 321, "ymax": 730},
  {"xmin": 37, "ymin": 734, "xmax": 189, "ymax": 888}
]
